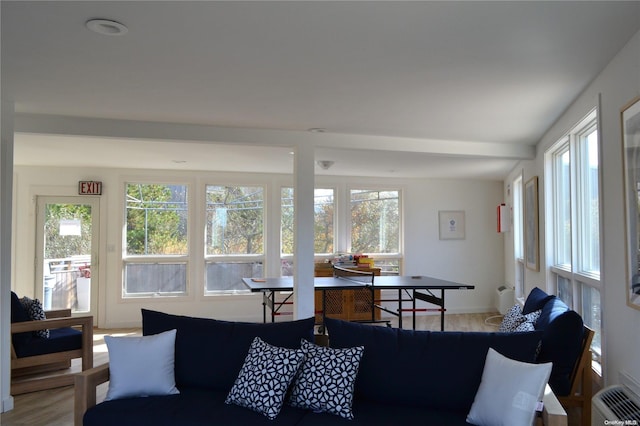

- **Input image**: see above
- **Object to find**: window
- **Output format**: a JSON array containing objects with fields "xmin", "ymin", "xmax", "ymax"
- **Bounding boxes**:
[
  {"xmin": 546, "ymin": 109, "xmax": 601, "ymax": 372},
  {"xmin": 205, "ymin": 185, "xmax": 264, "ymax": 292},
  {"xmin": 513, "ymin": 175, "xmax": 525, "ymax": 298},
  {"xmin": 280, "ymin": 187, "xmax": 336, "ymax": 276},
  {"xmin": 281, "ymin": 188, "xmax": 335, "ymax": 255},
  {"xmin": 124, "ymin": 183, "xmax": 188, "ymax": 297},
  {"xmin": 280, "ymin": 186, "xmax": 402, "ymax": 276},
  {"xmin": 350, "ymin": 189, "xmax": 401, "ymax": 274}
]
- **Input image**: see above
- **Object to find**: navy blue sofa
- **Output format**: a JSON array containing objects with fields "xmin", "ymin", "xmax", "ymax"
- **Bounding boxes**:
[
  {"xmin": 520, "ymin": 287, "xmax": 586, "ymax": 397},
  {"xmin": 76, "ymin": 310, "xmax": 567, "ymax": 426}
]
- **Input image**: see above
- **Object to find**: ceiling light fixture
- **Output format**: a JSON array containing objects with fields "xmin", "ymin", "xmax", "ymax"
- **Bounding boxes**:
[
  {"xmin": 308, "ymin": 128, "xmax": 327, "ymax": 133},
  {"xmin": 85, "ymin": 19, "xmax": 128, "ymax": 36},
  {"xmin": 316, "ymin": 160, "xmax": 335, "ymax": 170}
]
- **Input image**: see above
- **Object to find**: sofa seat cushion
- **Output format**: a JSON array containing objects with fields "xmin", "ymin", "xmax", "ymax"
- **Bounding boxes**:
[
  {"xmin": 141, "ymin": 309, "xmax": 315, "ymax": 392},
  {"xmin": 13, "ymin": 326, "xmax": 82, "ymax": 358},
  {"xmin": 83, "ymin": 389, "xmax": 309, "ymax": 426},
  {"xmin": 325, "ymin": 318, "xmax": 543, "ymax": 413},
  {"xmin": 295, "ymin": 400, "xmax": 471, "ymax": 426}
]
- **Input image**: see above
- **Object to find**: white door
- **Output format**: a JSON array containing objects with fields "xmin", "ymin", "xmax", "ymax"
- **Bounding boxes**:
[{"xmin": 35, "ymin": 196, "xmax": 99, "ymax": 319}]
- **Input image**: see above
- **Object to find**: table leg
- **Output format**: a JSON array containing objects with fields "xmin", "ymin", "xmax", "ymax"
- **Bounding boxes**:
[
  {"xmin": 398, "ymin": 289, "xmax": 403, "ymax": 329},
  {"xmin": 440, "ymin": 289, "xmax": 445, "ymax": 331},
  {"xmin": 413, "ymin": 290, "xmax": 416, "ymax": 330},
  {"xmin": 271, "ymin": 290, "xmax": 276, "ymax": 323},
  {"xmin": 263, "ymin": 292, "xmax": 267, "ymax": 323},
  {"xmin": 322, "ymin": 289, "xmax": 327, "ymax": 331}
]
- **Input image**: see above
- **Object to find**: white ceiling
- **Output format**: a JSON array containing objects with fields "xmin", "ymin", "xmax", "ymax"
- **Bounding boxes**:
[{"xmin": 3, "ymin": 1, "xmax": 640, "ymax": 179}]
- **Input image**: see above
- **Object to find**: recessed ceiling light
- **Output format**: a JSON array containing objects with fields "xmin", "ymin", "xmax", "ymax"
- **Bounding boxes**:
[
  {"xmin": 172, "ymin": 160, "xmax": 187, "ymax": 164},
  {"xmin": 85, "ymin": 19, "xmax": 128, "ymax": 36},
  {"xmin": 308, "ymin": 128, "xmax": 327, "ymax": 133}
]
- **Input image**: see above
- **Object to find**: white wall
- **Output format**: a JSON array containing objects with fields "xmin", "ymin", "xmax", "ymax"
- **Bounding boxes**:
[
  {"xmin": 504, "ymin": 30, "xmax": 640, "ymax": 386},
  {"xmin": 12, "ymin": 165, "xmax": 504, "ymax": 328}
]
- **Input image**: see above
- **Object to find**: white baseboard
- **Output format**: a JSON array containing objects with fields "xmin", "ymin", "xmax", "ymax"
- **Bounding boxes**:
[{"xmin": 1, "ymin": 395, "xmax": 14, "ymax": 413}]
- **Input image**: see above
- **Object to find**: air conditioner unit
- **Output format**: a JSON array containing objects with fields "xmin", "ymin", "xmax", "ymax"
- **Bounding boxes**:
[{"xmin": 592, "ymin": 385, "xmax": 640, "ymax": 425}]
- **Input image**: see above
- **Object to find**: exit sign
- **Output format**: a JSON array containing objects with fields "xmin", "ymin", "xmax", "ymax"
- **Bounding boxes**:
[{"xmin": 78, "ymin": 181, "xmax": 102, "ymax": 195}]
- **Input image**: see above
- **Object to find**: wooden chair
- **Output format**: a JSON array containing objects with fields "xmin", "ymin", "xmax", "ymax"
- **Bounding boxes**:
[
  {"xmin": 557, "ymin": 326, "xmax": 595, "ymax": 426},
  {"xmin": 11, "ymin": 297, "xmax": 93, "ymax": 395}
]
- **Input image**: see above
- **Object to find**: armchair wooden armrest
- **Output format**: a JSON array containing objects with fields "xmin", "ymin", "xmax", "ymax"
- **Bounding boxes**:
[
  {"xmin": 45, "ymin": 309, "xmax": 72, "ymax": 319},
  {"xmin": 11, "ymin": 315, "xmax": 94, "ymax": 371},
  {"xmin": 74, "ymin": 364, "xmax": 110, "ymax": 426},
  {"xmin": 540, "ymin": 384, "xmax": 568, "ymax": 426}
]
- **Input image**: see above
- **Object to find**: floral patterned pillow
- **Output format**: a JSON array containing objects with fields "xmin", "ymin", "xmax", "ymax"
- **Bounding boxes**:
[
  {"xmin": 225, "ymin": 337, "xmax": 304, "ymax": 420},
  {"xmin": 289, "ymin": 339, "xmax": 364, "ymax": 419}
]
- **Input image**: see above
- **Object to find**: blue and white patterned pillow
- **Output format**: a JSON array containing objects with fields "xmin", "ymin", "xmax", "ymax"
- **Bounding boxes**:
[
  {"xmin": 20, "ymin": 296, "xmax": 49, "ymax": 338},
  {"xmin": 288, "ymin": 339, "xmax": 364, "ymax": 419},
  {"xmin": 225, "ymin": 337, "xmax": 304, "ymax": 420},
  {"xmin": 499, "ymin": 304, "xmax": 541, "ymax": 333}
]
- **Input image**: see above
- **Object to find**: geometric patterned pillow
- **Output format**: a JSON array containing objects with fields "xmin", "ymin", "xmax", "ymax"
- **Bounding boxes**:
[
  {"xmin": 225, "ymin": 337, "xmax": 304, "ymax": 420},
  {"xmin": 288, "ymin": 339, "xmax": 364, "ymax": 419},
  {"xmin": 499, "ymin": 304, "xmax": 525, "ymax": 332},
  {"xmin": 499, "ymin": 304, "xmax": 542, "ymax": 333},
  {"xmin": 19, "ymin": 296, "xmax": 49, "ymax": 338}
]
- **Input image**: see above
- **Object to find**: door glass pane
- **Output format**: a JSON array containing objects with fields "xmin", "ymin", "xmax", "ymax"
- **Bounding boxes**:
[{"xmin": 43, "ymin": 203, "xmax": 92, "ymax": 312}]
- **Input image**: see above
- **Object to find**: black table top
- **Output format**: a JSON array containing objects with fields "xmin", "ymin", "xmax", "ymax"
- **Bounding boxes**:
[{"xmin": 242, "ymin": 275, "xmax": 474, "ymax": 292}]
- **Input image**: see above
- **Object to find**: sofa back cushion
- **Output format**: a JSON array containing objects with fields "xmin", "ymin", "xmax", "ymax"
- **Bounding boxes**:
[
  {"xmin": 11, "ymin": 291, "xmax": 33, "ymax": 350},
  {"xmin": 522, "ymin": 286, "xmax": 555, "ymax": 315},
  {"xmin": 325, "ymin": 318, "xmax": 543, "ymax": 412},
  {"xmin": 534, "ymin": 296, "xmax": 584, "ymax": 395},
  {"xmin": 141, "ymin": 309, "xmax": 315, "ymax": 392}
]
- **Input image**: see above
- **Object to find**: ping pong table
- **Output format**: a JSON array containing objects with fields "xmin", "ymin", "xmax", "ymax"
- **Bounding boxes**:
[{"xmin": 242, "ymin": 267, "xmax": 474, "ymax": 331}]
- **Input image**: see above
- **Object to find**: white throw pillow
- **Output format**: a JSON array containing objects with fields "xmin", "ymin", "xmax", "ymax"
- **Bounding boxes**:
[
  {"xmin": 104, "ymin": 329, "xmax": 180, "ymax": 401},
  {"xmin": 466, "ymin": 347, "xmax": 552, "ymax": 426}
]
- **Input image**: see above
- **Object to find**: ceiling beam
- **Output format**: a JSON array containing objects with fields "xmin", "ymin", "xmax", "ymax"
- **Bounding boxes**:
[{"xmin": 15, "ymin": 113, "xmax": 535, "ymax": 160}]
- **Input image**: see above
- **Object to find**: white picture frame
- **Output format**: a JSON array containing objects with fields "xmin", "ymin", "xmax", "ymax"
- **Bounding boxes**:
[{"xmin": 439, "ymin": 210, "xmax": 465, "ymax": 240}]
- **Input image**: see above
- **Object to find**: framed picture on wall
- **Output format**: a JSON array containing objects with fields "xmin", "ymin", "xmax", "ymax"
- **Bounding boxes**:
[
  {"xmin": 438, "ymin": 210, "xmax": 465, "ymax": 240},
  {"xmin": 524, "ymin": 176, "xmax": 539, "ymax": 271},
  {"xmin": 621, "ymin": 96, "xmax": 640, "ymax": 310}
]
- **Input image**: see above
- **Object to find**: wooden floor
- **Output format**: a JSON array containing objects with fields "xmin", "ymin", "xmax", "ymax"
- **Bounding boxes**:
[{"xmin": 2, "ymin": 312, "xmax": 567, "ymax": 426}]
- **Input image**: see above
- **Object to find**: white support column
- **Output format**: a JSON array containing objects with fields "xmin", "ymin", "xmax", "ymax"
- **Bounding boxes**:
[
  {"xmin": 293, "ymin": 144, "xmax": 315, "ymax": 320},
  {"xmin": 1, "ymin": 101, "xmax": 15, "ymax": 412}
]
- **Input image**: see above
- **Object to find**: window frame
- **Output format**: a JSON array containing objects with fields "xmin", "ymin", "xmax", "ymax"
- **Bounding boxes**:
[
  {"xmin": 203, "ymin": 183, "xmax": 266, "ymax": 295},
  {"xmin": 545, "ymin": 108, "xmax": 602, "ymax": 376},
  {"xmin": 122, "ymin": 180, "xmax": 191, "ymax": 299}
]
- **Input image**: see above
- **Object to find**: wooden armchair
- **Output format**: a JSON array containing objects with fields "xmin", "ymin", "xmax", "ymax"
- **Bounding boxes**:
[
  {"xmin": 557, "ymin": 326, "xmax": 595, "ymax": 426},
  {"xmin": 11, "ymin": 292, "xmax": 93, "ymax": 395}
]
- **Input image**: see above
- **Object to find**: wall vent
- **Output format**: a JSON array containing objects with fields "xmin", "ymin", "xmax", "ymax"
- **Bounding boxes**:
[{"xmin": 592, "ymin": 385, "xmax": 640, "ymax": 424}]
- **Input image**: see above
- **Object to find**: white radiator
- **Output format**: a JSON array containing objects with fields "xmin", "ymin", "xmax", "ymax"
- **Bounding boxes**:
[{"xmin": 592, "ymin": 385, "xmax": 640, "ymax": 425}]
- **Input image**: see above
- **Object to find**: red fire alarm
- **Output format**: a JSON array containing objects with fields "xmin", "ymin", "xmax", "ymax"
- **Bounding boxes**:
[{"xmin": 78, "ymin": 181, "xmax": 102, "ymax": 195}]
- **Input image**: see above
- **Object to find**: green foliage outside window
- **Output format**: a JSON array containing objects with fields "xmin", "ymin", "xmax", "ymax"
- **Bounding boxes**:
[
  {"xmin": 281, "ymin": 188, "xmax": 334, "ymax": 255},
  {"xmin": 351, "ymin": 190, "xmax": 399, "ymax": 254},
  {"xmin": 206, "ymin": 185, "xmax": 264, "ymax": 255},
  {"xmin": 45, "ymin": 204, "xmax": 92, "ymax": 259},
  {"xmin": 126, "ymin": 183, "xmax": 188, "ymax": 255}
]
